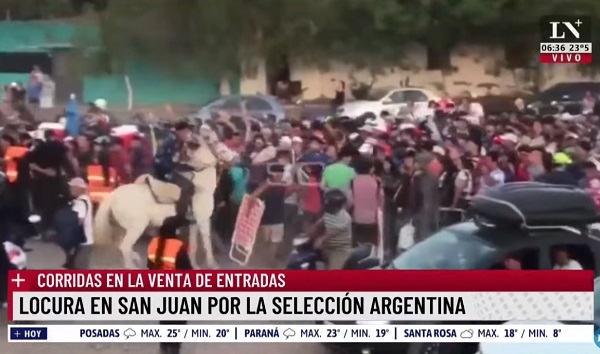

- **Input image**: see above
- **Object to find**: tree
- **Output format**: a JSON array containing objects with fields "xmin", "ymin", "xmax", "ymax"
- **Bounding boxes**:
[
  {"xmin": 0, "ymin": 0, "xmax": 76, "ymax": 19},
  {"xmin": 92, "ymin": 0, "xmax": 600, "ymax": 76},
  {"xmin": 93, "ymin": 0, "xmax": 420, "ymax": 77}
]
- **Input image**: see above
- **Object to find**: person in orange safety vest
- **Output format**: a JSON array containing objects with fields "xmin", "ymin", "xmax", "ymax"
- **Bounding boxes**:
[
  {"xmin": 4, "ymin": 145, "xmax": 28, "ymax": 183},
  {"xmin": 147, "ymin": 216, "xmax": 192, "ymax": 354}
]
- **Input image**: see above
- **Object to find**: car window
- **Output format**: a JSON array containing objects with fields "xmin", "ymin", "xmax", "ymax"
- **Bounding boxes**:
[
  {"xmin": 367, "ymin": 88, "xmax": 394, "ymax": 101},
  {"xmin": 403, "ymin": 90, "xmax": 428, "ymax": 103},
  {"xmin": 488, "ymin": 248, "xmax": 540, "ymax": 270},
  {"xmin": 245, "ymin": 97, "xmax": 272, "ymax": 111},
  {"xmin": 219, "ymin": 97, "xmax": 241, "ymax": 110},
  {"xmin": 550, "ymin": 244, "xmax": 594, "ymax": 270},
  {"xmin": 386, "ymin": 91, "xmax": 405, "ymax": 104},
  {"xmin": 389, "ymin": 224, "xmax": 498, "ymax": 269}
]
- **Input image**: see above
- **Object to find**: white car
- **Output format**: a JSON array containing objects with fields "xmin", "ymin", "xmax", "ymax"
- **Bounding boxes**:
[{"xmin": 336, "ymin": 87, "xmax": 439, "ymax": 119}]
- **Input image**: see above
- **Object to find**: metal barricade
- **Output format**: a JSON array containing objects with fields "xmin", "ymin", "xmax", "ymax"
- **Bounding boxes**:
[{"xmin": 437, "ymin": 207, "xmax": 467, "ymax": 231}]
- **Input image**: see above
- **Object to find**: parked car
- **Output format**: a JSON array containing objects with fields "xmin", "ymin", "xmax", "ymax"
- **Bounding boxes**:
[
  {"xmin": 323, "ymin": 183, "xmax": 600, "ymax": 354},
  {"xmin": 527, "ymin": 82, "xmax": 600, "ymax": 113},
  {"xmin": 192, "ymin": 94, "xmax": 286, "ymax": 123},
  {"xmin": 336, "ymin": 87, "xmax": 439, "ymax": 118}
]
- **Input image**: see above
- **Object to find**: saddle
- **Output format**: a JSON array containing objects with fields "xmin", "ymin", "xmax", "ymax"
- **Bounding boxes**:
[{"xmin": 134, "ymin": 174, "xmax": 181, "ymax": 204}]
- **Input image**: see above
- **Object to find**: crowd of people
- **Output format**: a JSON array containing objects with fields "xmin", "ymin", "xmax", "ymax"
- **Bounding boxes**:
[
  {"xmin": 209, "ymin": 92, "xmax": 600, "ymax": 269},
  {"xmin": 0, "ymin": 87, "xmax": 599, "ymax": 306}
]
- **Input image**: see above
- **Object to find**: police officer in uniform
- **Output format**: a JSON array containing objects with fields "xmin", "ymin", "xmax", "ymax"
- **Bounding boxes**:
[
  {"xmin": 147, "ymin": 216, "xmax": 192, "ymax": 354},
  {"xmin": 153, "ymin": 121, "xmax": 196, "ymax": 224}
]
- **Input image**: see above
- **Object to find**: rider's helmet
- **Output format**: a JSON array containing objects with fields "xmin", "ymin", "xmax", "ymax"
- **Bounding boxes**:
[{"xmin": 323, "ymin": 188, "xmax": 347, "ymax": 214}]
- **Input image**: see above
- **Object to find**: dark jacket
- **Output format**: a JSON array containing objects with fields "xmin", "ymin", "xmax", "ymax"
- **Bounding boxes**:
[
  {"xmin": 537, "ymin": 169, "xmax": 579, "ymax": 187},
  {"xmin": 153, "ymin": 133, "xmax": 181, "ymax": 180},
  {"xmin": 408, "ymin": 170, "xmax": 440, "ymax": 242}
]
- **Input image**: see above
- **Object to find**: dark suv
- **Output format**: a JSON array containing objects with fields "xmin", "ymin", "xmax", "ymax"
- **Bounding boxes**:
[
  {"xmin": 324, "ymin": 183, "xmax": 600, "ymax": 354},
  {"xmin": 527, "ymin": 82, "xmax": 600, "ymax": 114}
]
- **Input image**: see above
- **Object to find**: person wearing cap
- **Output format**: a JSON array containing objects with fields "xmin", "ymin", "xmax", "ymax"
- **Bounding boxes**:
[
  {"xmin": 153, "ymin": 120, "xmax": 196, "ymax": 224},
  {"xmin": 298, "ymin": 135, "xmax": 330, "ymax": 165},
  {"xmin": 536, "ymin": 152, "xmax": 578, "ymax": 186},
  {"xmin": 53, "ymin": 177, "xmax": 93, "ymax": 269}
]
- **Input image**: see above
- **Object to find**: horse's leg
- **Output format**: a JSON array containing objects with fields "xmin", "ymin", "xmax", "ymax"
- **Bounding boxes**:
[
  {"xmin": 197, "ymin": 217, "xmax": 218, "ymax": 269},
  {"xmin": 187, "ymin": 224, "xmax": 200, "ymax": 269},
  {"xmin": 119, "ymin": 223, "xmax": 146, "ymax": 269}
]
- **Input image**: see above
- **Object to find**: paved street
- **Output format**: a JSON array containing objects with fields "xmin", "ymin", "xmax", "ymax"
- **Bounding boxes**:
[{"xmin": 1, "ymin": 239, "xmax": 329, "ymax": 354}]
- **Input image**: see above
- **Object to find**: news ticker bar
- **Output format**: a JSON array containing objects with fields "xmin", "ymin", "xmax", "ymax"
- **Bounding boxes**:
[
  {"xmin": 11, "ymin": 292, "xmax": 593, "ymax": 322},
  {"xmin": 8, "ymin": 324, "xmax": 590, "ymax": 343}
]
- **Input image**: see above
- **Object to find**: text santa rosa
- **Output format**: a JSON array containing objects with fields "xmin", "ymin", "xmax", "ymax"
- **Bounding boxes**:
[{"xmin": 8, "ymin": 270, "xmax": 594, "ymax": 322}]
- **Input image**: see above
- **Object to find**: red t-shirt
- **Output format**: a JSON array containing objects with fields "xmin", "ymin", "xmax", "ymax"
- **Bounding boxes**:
[
  {"xmin": 303, "ymin": 176, "xmax": 321, "ymax": 214},
  {"xmin": 516, "ymin": 163, "xmax": 530, "ymax": 181},
  {"xmin": 109, "ymin": 149, "xmax": 131, "ymax": 183}
]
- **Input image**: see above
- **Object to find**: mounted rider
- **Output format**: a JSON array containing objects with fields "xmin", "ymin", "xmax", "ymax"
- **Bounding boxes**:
[{"xmin": 153, "ymin": 120, "xmax": 197, "ymax": 224}]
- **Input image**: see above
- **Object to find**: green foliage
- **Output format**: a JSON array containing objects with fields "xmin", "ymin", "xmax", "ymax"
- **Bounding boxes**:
[
  {"xmin": 83, "ymin": 0, "xmax": 600, "ymax": 76},
  {"xmin": 0, "ymin": 0, "xmax": 76, "ymax": 19}
]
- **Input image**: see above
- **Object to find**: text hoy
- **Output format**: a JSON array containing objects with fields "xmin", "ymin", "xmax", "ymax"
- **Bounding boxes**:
[{"xmin": 540, "ymin": 53, "xmax": 592, "ymax": 64}]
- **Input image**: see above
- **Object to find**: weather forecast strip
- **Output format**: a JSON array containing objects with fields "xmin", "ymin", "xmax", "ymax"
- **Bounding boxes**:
[
  {"xmin": 7, "ymin": 324, "xmax": 590, "ymax": 343},
  {"xmin": 7, "ymin": 270, "xmax": 593, "ymax": 322}
]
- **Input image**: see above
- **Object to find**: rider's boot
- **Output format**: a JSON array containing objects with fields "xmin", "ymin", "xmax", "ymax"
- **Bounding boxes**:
[{"xmin": 175, "ymin": 196, "xmax": 192, "ymax": 223}]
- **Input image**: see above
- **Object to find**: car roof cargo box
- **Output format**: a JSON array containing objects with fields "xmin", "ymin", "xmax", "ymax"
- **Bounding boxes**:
[{"xmin": 470, "ymin": 182, "xmax": 600, "ymax": 227}]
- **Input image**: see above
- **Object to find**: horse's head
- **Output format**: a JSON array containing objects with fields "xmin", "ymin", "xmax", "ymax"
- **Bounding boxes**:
[
  {"xmin": 190, "ymin": 129, "xmax": 238, "ymax": 166},
  {"xmin": 185, "ymin": 134, "xmax": 218, "ymax": 169}
]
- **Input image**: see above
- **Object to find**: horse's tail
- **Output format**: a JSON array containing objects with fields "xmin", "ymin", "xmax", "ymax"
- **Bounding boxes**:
[{"xmin": 93, "ymin": 191, "xmax": 116, "ymax": 246}]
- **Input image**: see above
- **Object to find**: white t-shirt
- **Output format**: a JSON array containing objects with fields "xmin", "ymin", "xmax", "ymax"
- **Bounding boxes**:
[
  {"xmin": 490, "ymin": 169, "xmax": 505, "ymax": 184},
  {"xmin": 283, "ymin": 164, "xmax": 297, "ymax": 204},
  {"xmin": 72, "ymin": 194, "xmax": 93, "ymax": 245},
  {"xmin": 455, "ymin": 169, "xmax": 473, "ymax": 195},
  {"xmin": 553, "ymin": 259, "xmax": 583, "ymax": 270}
]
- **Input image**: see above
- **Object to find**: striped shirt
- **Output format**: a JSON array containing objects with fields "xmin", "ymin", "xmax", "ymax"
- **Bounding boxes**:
[{"xmin": 322, "ymin": 209, "xmax": 352, "ymax": 250}]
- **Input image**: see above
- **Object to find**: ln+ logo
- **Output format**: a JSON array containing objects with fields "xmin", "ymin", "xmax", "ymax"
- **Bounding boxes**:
[
  {"xmin": 541, "ymin": 15, "xmax": 592, "ymax": 43},
  {"xmin": 549, "ymin": 19, "xmax": 583, "ymax": 39}
]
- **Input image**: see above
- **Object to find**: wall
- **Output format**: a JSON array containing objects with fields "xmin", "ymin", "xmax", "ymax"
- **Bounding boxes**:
[
  {"xmin": 0, "ymin": 21, "xmax": 76, "ymax": 52},
  {"xmin": 83, "ymin": 61, "xmax": 225, "ymax": 106},
  {"xmin": 240, "ymin": 44, "xmax": 600, "ymax": 99},
  {"xmin": 0, "ymin": 21, "xmax": 239, "ymax": 106}
]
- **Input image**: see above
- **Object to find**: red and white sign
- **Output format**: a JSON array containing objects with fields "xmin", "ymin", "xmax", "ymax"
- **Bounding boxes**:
[{"xmin": 229, "ymin": 195, "xmax": 264, "ymax": 266}]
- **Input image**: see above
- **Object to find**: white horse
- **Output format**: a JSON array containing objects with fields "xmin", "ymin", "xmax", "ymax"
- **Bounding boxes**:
[{"xmin": 93, "ymin": 132, "xmax": 236, "ymax": 269}]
